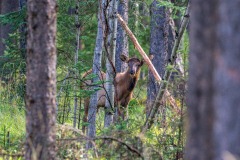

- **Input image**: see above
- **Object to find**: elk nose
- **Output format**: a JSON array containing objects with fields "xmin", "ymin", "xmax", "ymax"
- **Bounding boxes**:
[{"xmin": 130, "ymin": 70, "xmax": 134, "ymax": 75}]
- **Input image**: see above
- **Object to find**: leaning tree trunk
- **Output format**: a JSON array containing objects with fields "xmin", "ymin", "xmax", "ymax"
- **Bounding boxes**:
[
  {"xmin": 146, "ymin": 0, "xmax": 171, "ymax": 118},
  {"xmin": 25, "ymin": 0, "xmax": 57, "ymax": 159},
  {"xmin": 87, "ymin": 0, "xmax": 105, "ymax": 148},
  {"xmin": 104, "ymin": 0, "xmax": 118, "ymax": 127},
  {"xmin": 115, "ymin": 0, "xmax": 128, "ymax": 73},
  {"xmin": 0, "ymin": 0, "xmax": 19, "ymax": 56},
  {"xmin": 186, "ymin": 0, "xmax": 240, "ymax": 159}
]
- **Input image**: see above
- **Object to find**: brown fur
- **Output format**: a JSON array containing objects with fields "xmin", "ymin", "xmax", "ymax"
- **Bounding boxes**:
[
  {"xmin": 82, "ymin": 55, "xmax": 143, "ymax": 132},
  {"xmin": 81, "ymin": 69, "xmax": 106, "ymax": 132}
]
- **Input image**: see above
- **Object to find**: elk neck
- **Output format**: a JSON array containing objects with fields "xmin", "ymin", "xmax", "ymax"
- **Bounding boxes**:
[{"xmin": 116, "ymin": 69, "xmax": 140, "ymax": 92}]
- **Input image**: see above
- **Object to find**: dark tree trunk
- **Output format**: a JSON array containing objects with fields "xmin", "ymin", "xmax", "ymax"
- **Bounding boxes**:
[
  {"xmin": 146, "ymin": 0, "xmax": 172, "ymax": 116},
  {"xmin": 25, "ymin": 0, "xmax": 57, "ymax": 159},
  {"xmin": 0, "ymin": 0, "xmax": 19, "ymax": 56},
  {"xmin": 187, "ymin": 0, "xmax": 240, "ymax": 159},
  {"xmin": 19, "ymin": 0, "xmax": 27, "ymax": 61},
  {"xmin": 0, "ymin": 1, "xmax": 1, "ymax": 56},
  {"xmin": 115, "ymin": 0, "xmax": 128, "ymax": 72}
]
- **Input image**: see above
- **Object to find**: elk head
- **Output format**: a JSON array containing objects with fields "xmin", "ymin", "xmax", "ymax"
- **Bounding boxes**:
[{"xmin": 120, "ymin": 54, "xmax": 144, "ymax": 77}]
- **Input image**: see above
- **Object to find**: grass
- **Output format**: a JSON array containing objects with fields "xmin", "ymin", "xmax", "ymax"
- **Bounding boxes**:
[
  {"xmin": 0, "ymin": 77, "xmax": 185, "ymax": 159},
  {"xmin": 0, "ymin": 103, "xmax": 25, "ymax": 152}
]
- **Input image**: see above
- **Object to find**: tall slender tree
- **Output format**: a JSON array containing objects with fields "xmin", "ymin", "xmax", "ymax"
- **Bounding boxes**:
[
  {"xmin": 0, "ymin": 0, "xmax": 19, "ymax": 56},
  {"xmin": 19, "ymin": 0, "xmax": 27, "ymax": 61},
  {"xmin": 146, "ymin": 0, "xmax": 172, "ymax": 117},
  {"xmin": 115, "ymin": 0, "xmax": 128, "ymax": 72},
  {"xmin": 104, "ymin": 0, "xmax": 118, "ymax": 127},
  {"xmin": 25, "ymin": 0, "xmax": 57, "ymax": 159},
  {"xmin": 87, "ymin": 0, "xmax": 105, "ymax": 148},
  {"xmin": 187, "ymin": 0, "xmax": 240, "ymax": 159},
  {"xmin": 73, "ymin": 0, "xmax": 80, "ymax": 128},
  {"xmin": 0, "ymin": 0, "xmax": 1, "ymax": 57}
]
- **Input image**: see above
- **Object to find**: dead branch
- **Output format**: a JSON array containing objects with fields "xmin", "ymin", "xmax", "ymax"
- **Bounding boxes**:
[
  {"xmin": 57, "ymin": 124, "xmax": 99, "ymax": 158},
  {"xmin": 116, "ymin": 14, "xmax": 179, "ymax": 114},
  {"xmin": 117, "ymin": 13, "xmax": 160, "ymax": 82},
  {"xmin": 142, "ymin": 2, "xmax": 190, "ymax": 133},
  {"xmin": 57, "ymin": 125, "xmax": 143, "ymax": 159},
  {"xmin": 95, "ymin": 136, "xmax": 144, "ymax": 158}
]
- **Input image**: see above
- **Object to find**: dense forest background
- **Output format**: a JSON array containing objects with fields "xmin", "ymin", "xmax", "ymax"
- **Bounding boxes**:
[{"xmin": 0, "ymin": 0, "xmax": 240, "ymax": 159}]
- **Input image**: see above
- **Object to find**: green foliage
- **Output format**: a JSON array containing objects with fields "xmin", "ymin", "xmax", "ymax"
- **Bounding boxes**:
[
  {"xmin": 157, "ymin": 0, "xmax": 187, "ymax": 20},
  {"xmin": 0, "ymin": 7, "xmax": 26, "ymax": 30}
]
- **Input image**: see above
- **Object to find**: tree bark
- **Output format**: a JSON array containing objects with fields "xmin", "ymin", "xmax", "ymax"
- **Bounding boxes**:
[
  {"xmin": 146, "ymin": 0, "xmax": 171, "ymax": 117},
  {"xmin": 142, "ymin": 3, "xmax": 189, "ymax": 132},
  {"xmin": 186, "ymin": 0, "xmax": 240, "ymax": 159},
  {"xmin": 115, "ymin": 0, "xmax": 128, "ymax": 73},
  {"xmin": 0, "ymin": 0, "xmax": 19, "ymax": 56},
  {"xmin": 104, "ymin": 0, "xmax": 118, "ymax": 127},
  {"xmin": 19, "ymin": 0, "xmax": 27, "ymax": 61},
  {"xmin": 0, "ymin": 1, "xmax": 1, "ymax": 57},
  {"xmin": 87, "ymin": 0, "xmax": 105, "ymax": 148},
  {"xmin": 25, "ymin": 0, "xmax": 57, "ymax": 159}
]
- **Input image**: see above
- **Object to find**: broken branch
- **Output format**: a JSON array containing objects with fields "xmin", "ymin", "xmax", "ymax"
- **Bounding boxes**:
[{"xmin": 116, "ymin": 13, "xmax": 179, "ymax": 114}]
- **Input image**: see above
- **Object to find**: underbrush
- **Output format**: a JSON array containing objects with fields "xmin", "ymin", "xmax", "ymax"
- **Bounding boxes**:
[
  {"xmin": 0, "ymin": 103, "xmax": 25, "ymax": 159},
  {"xmin": 0, "ymin": 79, "xmax": 185, "ymax": 159}
]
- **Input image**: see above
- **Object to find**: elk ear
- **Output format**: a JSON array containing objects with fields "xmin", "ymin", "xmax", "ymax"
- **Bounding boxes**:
[
  {"xmin": 149, "ymin": 54, "xmax": 154, "ymax": 60},
  {"xmin": 120, "ymin": 54, "xmax": 129, "ymax": 62}
]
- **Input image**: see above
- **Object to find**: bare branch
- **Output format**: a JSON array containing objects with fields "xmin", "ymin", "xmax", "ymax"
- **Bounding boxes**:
[
  {"xmin": 58, "ymin": 135, "xmax": 143, "ymax": 159},
  {"xmin": 94, "ymin": 136, "xmax": 143, "ymax": 158}
]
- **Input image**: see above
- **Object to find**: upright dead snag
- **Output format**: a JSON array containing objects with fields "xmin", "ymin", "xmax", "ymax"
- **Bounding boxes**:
[{"xmin": 142, "ymin": 2, "xmax": 190, "ymax": 132}]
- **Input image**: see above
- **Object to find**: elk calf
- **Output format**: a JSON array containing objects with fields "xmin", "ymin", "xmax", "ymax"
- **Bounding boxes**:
[{"xmin": 82, "ymin": 55, "xmax": 144, "ymax": 131}]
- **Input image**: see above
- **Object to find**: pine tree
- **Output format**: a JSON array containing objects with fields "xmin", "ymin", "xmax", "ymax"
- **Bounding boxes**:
[{"xmin": 25, "ymin": 0, "xmax": 57, "ymax": 159}]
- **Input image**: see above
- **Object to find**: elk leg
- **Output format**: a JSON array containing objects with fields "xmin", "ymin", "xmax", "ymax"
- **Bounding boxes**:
[
  {"xmin": 123, "ymin": 105, "xmax": 129, "ymax": 121},
  {"xmin": 113, "ymin": 106, "xmax": 119, "ymax": 123},
  {"xmin": 121, "ymin": 94, "xmax": 132, "ymax": 121},
  {"xmin": 82, "ymin": 99, "xmax": 89, "ymax": 134}
]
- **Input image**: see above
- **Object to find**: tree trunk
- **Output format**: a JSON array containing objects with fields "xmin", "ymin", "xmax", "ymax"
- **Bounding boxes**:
[
  {"xmin": 0, "ymin": 0, "xmax": 19, "ymax": 56},
  {"xmin": 186, "ymin": 0, "xmax": 240, "ymax": 159},
  {"xmin": 73, "ymin": 0, "xmax": 80, "ymax": 128},
  {"xmin": 115, "ymin": 0, "xmax": 128, "ymax": 73},
  {"xmin": 19, "ymin": 0, "xmax": 27, "ymax": 61},
  {"xmin": 104, "ymin": 0, "xmax": 118, "ymax": 127},
  {"xmin": 25, "ymin": 0, "xmax": 57, "ymax": 159},
  {"xmin": 146, "ymin": 0, "xmax": 171, "ymax": 117},
  {"xmin": 87, "ymin": 0, "xmax": 105, "ymax": 148},
  {"xmin": 0, "ymin": 1, "xmax": 1, "ymax": 57},
  {"xmin": 142, "ymin": 3, "xmax": 189, "ymax": 132}
]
